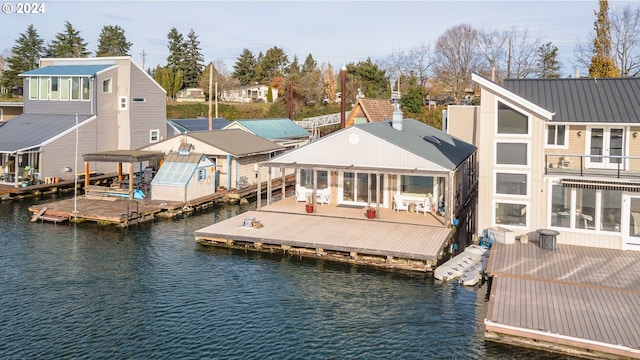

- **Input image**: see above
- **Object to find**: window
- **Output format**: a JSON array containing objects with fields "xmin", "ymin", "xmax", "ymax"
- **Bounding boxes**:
[
  {"xmin": 50, "ymin": 77, "xmax": 58, "ymax": 100},
  {"xmin": 197, "ymin": 168, "xmax": 206, "ymax": 181},
  {"xmin": 71, "ymin": 77, "xmax": 80, "ymax": 100},
  {"xmin": 300, "ymin": 169, "xmax": 328, "ymax": 189},
  {"xmin": 81, "ymin": 77, "xmax": 90, "ymax": 101},
  {"xmin": 119, "ymin": 96, "xmax": 128, "ymax": 110},
  {"xmin": 547, "ymin": 125, "xmax": 566, "ymax": 146},
  {"xmin": 601, "ymin": 190, "xmax": 621, "ymax": 232},
  {"xmin": 401, "ymin": 175, "xmax": 433, "ymax": 195},
  {"xmin": 496, "ymin": 143, "xmax": 527, "ymax": 165},
  {"xmin": 496, "ymin": 173, "xmax": 527, "ymax": 196},
  {"xmin": 149, "ymin": 129, "xmax": 160, "ymax": 143},
  {"xmin": 60, "ymin": 77, "xmax": 69, "ymax": 100},
  {"xmin": 39, "ymin": 77, "xmax": 48, "ymax": 99},
  {"xmin": 132, "ymin": 97, "xmax": 146, "ymax": 102},
  {"xmin": 551, "ymin": 185, "xmax": 620, "ymax": 232},
  {"xmin": 497, "ymin": 102, "xmax": 528, "ymax": 134},
  {"xmin": 0, "ymin": 108, "xmax": 3, "ymax": 122},
  {"xmin": 102, "ymin": 78, "xmax": 112, "ymax": 93},
  {"xmin": 495, "ymin": 202, "xmax": 527, "ymax": 226},
  {"xmin": 29, "ymin": 77, "xmax": 38, "ymax": 99}
]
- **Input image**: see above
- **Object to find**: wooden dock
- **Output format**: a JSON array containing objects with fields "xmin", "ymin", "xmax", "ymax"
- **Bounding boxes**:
[
  {"xmin": 485, "ymin": 241, "xmax": 640, "ymax": 359},
  {"xmin": 194, "ymin": 209, "xmax": 453, "ymax": 272}
]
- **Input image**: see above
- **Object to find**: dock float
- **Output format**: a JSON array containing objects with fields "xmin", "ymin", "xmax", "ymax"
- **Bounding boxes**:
[{"xmin": 195, "ymin": 210, "xmax": 453, "ymax": 272}]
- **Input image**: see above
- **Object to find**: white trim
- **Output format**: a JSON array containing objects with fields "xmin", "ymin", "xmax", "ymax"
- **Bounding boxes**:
[
  {"xmin": 492, "ymin": 199, "xmax": 529, "ymax": 229},
  {"xmin": 0, "ymin": 108, "xmax": 3, "ymax": 122},
  {"xmin": 102, "ymin": 78, "xmax": 112, "ymax": 93},
  {"xmin": 119, "ymin": 96, "xmax": 128, "ymax": 111},
  {"xmin": 495, "ymin": 99, "xmax": 531, "ymax": 138},
  {"xmin": 544, "ymin": 124, "xmax": 569, "ymax": 149},
  {"xmin": 149, "ymin": 129, "xmax": 160, "ymax": 143},
  {"xmin": 494, "ymin": 170, "xmax": 530, "ymax": 198},
  {"xmin": 472, "ymin": 73, "xmax": 554, "ymax": 120},
  {"xmin": 494, "ymin": 140, "xmax": 530, "ymax": 168}
]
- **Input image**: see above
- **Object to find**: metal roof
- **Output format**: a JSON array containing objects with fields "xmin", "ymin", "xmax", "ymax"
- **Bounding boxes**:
[
  {"xmin": 503, "ymin": 77, "xmax": 640, "ymax": 123},
  {"xmin": 0, "ymin": 114, "xmax": 93, "ymax": 153},
  {"xmin": 225, "ymin": 118, "xmax": 310, "ymax": 139},
  {"xmin": 360, "ymin": 119, "xmax": 477, "ymax": 169},
  {"xmin": 168, "ymin": 118, "xmax": 230, "ymax": 133},
  {"xmin": 152, "ymin": 152, "xmax": 210, "ymax": 185},
  {"xmin": 187, "ymin": 129, "xmax": 284, "ymax": 156},
  {"xmin": 20, "ymin": 65, "xmax": 114, "ymax": 77}
]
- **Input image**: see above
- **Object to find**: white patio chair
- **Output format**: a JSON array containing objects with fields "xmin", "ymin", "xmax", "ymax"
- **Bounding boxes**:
[
  {"xmin": 415, "ymin": 197, "xmax": 432, "ymax": 216},
  {"xmin": 393, "ymin": 194, "xmax": 409, "ymax": 213},
  {"xmin": 296, "ymin": 186, "xmax": 308, "ymax": 202},
  {"xmin": 316, "ymin": 188, "xmax": 331, "ymax": 206}
]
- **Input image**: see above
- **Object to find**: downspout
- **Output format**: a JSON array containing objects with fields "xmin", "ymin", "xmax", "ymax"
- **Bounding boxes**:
[{"xmin": 226, "ymin": 154, "xmax": 232, "ymax": 189}]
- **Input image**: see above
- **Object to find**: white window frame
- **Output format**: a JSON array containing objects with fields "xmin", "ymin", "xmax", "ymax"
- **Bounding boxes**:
[
  {"xmin": 494, "ymin": 170, "xmax": 529, "ymax": 198},
  {"xmin": 102, "ymin": 78, "xmax": 112, "ymax": 93},
  {"xmin": 80, "ymin": 77, "xmax": 91, "ymax": 101},
  {"xmin": 495, "ymin": 100, "xmax": 531, "ymax": 138},
  {"xmin": 119, "ymin": 96, "xmax": 128, "ymax": 111},
  {"xmin": 545, "ymin": 124, "xmax": 568, "ymax": 149},
  {"xmin": 149, "ymin": 129, "xmax": 159, "ymax": 143},
  {"xmin": 29, "ymin": 77, "xmax": 38, "ymax": 99},
  {"xmin": 493, "ymin": 199, "xmax": 529, "ymax": 229},
  {"xmin": 494, "ymin": 140, "xmax": 530, "ymax": 168},
  {"xmin": 0, "ymin": 108, "xmax": 3, "ymax": 122}
]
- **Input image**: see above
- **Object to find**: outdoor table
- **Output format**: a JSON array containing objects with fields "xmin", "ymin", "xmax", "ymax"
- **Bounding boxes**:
[{"xmin": 537, "ymin": 229, "xmax": 559, "ymax": 250}]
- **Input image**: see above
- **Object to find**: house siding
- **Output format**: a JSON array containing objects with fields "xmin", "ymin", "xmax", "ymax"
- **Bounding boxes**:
[
  {"xmin": 128, "ymin": 65, "xmax": 166, "ymax": 149},
  {"xmin": 95, "ymin": 68, "xmax": 119, "ymax": 151},
  {"xmin": 23, "ymin": 77, "xmax": 93, "ymax": 115}
]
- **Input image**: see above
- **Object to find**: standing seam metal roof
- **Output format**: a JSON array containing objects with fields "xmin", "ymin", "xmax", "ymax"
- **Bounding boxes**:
[
  {"xmin": 228, "ymin": 118, "xmax": 310, "ymax": 139},
  {"xmin": 187, "ymin": 129, "xmax": 284, "ymax": 156},
  {"xmin": 503, "ymin": 78, "xmax": 640, "ymax": 123},
  {"xmin": 20, "ymin": 65, "xmax": 115, "ymax": 76},
  {"xmin": 0, "ymin": 114, "xmax": 93, "ymax": 152}
]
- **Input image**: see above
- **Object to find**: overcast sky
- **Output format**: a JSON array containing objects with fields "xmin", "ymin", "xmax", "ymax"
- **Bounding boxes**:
[{"xmin": 0, "ymin": 1, "xmax": 634, "ymax": 76}]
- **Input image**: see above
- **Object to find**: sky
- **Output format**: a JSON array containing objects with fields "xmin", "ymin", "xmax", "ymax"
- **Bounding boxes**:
[{"xmin": 0, "ymin": 1, "xmax": 635, "ymax": 77}]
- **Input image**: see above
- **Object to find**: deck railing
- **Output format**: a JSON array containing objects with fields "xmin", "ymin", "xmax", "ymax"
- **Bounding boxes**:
[{"xmin": 544, "ymin": 153, "xmax": 640, "ymax": 178}]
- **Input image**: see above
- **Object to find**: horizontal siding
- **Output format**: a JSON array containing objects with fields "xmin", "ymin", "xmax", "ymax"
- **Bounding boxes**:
[{"xmin": 129, "ymin": 66, "xmax": 166, "ymax": 149}]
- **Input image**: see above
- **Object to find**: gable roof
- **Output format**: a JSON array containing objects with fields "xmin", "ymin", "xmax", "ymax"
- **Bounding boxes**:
[
  {"xmin": 187, "ymin": 129, "xmax": 284, "ymax": 156},
  {"xmin": 268, "ymin": 118, "xmax": 476, "ymax": 172},
  {"xmin": 152, "ymin": 152, "xmax": 211, "ymax": 186},
  {"xmin": 353, "ymin": 98, "xmax": 394, "ymax": 122},
  {"xmin": 168, "ymin": 118, "xmax": 230, "ymax": 133},
  {"xmin": 502, "ymin": 77, "xmax": 640, "ymax": 123},
  {"xmin": 0, "ymin": 114, "xmax": 94, "ymax": 153},
  {"xmin": 224, "ymin": 118, "xmax": 310, "ymax": 140},
  {"xmin": 21, "ymin": 65, "xmax": 115, "ymax": 77}
]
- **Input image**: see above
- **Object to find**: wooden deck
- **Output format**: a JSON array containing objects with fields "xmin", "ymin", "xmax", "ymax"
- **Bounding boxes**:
[
  {"xmin": 485, "ymin": 241, "xmax": 640, "ymax": 359},
  {"xmin": 195, "ymin": 199, "xmax": 454, "ymax": 272}
]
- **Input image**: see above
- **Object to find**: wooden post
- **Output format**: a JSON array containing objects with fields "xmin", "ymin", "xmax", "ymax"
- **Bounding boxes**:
[
  {"xmin": 118, "ymin": 163, "xmax": 123, "ymax": 181},
  {"xmin": 129, "ymin": 163, "xmax": 134, "ymax": 200},
  {"xmin": 84, "ymin": 161, "xmax": 90, "ymax": 188},
  {"xmin": 256, "ymin": 164, "xmax": 262, "ymax": 209}
]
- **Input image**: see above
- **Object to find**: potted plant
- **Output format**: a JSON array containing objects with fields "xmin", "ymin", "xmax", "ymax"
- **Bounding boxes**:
[
  {"xmin": 366, "ymin": 206, "xmax": 376, "ymax": 219},
  {"xmin": 305, "ymin": 194, "xmax": 314, "ymax": 213}
]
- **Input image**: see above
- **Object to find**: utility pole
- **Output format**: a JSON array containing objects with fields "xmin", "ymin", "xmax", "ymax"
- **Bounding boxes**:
[
  {"xmin": 140, "ymin": 50, "xmax": 147, "ymax": 70},
  {"xmin": 340, "ymin": 66, "xmax": 346, "ymax": 129},
  {"xmin": 208, "ymin": 63, "xmax": 213, "ymax": 131}
]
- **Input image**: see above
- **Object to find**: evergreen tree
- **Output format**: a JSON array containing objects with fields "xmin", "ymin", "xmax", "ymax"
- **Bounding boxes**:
[
  {"xmin": 346, "ymin": 58, "xmax": 389, "ymax": 99},
  {"xmin": 166, "ymin": 27, "xmax": 185, "ymax": 71},
  {"xmin": 182, "ymin": 29, "xmax": 204, "ymax": 88},
  {"xmin": 589, "ymin": 0, "xmax": 619, "ymax": 77},
  {"xmin": 537, "ymin": 42, "xmax": 561, "ymax": 78},
  {"xmin": 232, "ymin": 48, "xmax": 257, "ymax": 85},
  {"xmin": 153, "ymin": 65, "xmax": 183, "ymax": 100},
  {"xmin": 301, "ymin": 54, "xmax": 317, "ymax": 74},
  {"xmin": 0, "ymin": 24, "xmax": 45, "ymax": 91},
  {"xmin": 259, "ymin": 46, "xmax": 289, "ymax": 82},
  {"xmin": 47, "ymin": 21, "xmax": 89, "ymax": 58},
  {"xmin": 96, "ymin": 25, "xmax": 132, "ymax": 57},
  {"xmin": 288, "ymin": 55, "xmax": 300, "ymax": 76},
  {"xmin": 400, "ymin": 86, "xmax": 425, "ymax": 114}
]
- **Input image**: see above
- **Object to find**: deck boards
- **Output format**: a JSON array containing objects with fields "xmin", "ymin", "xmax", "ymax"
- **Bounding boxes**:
[
  {"xmin": 486, "ymin": 241, "xmax": 640, "ymax": 358},
  {"xmin": 195, "ymin": 210, "xmax": 452, "ymax": 266}
]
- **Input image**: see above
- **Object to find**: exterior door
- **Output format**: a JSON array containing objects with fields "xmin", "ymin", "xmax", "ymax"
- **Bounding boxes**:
[
  {"xmin": 341, "ymin": 172, "xmax": 383, "ymax": 205},
  {"xmin": 587, "ymin": 127, "xmax": 624, "ymax": 169},
  {"xmin": 622, "ymin": 194, "xmax": 640, "ymax": 251}
]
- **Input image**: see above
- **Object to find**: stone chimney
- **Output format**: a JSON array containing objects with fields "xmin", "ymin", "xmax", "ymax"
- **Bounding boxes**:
[{"xmin": 392, "ymin": 104, "xmax": 403, "ymax": 131}]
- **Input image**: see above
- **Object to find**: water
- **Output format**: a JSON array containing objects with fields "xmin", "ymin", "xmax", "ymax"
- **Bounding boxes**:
[{"xmin": 0, "ymin": 196, "xmax": 573, "ymax": 359}]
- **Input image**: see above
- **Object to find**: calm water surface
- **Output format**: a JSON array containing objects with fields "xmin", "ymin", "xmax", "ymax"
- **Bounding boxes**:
[{"xmin": 0, "ymin": 196, "xmax": 574, "ymax": 359}]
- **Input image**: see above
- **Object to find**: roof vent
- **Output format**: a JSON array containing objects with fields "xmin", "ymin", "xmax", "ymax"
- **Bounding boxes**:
[
  {"xmin": 178, "ymin": 143, "xmax": 193, "ymax": 156},
  {"xmin": 423, "ymin": 135, "xmax": 441, "ymax": 145}
]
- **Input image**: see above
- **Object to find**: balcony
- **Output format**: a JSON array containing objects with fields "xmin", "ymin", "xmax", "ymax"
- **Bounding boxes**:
[{"xmin": 545, "ymin": 154, "xmax": 640, "ymax": 179}]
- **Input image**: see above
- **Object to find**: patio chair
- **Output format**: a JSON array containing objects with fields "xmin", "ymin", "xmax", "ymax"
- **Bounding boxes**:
[
  {"xmin": 316, "ymin": 188, "xmax": 331, "ymax": 206},
  {"xmin": 393, "ymin": 194, "xmax": 409, "ymax": 213},
  {"xmin": 415, "ymin": 197, "xmax": 432, "ymax": 216},
  {"xmin": 296, "ymin": 186, "xmax": 308, "ymax": 202}
]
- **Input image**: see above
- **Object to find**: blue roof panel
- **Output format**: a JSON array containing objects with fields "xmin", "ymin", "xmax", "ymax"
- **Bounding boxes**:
[
  {"xmin": 21, "ymin": 65, "xmax": 114, "ymax": 77},
  {"xmin": 168, "ymin": 118, "xmax": 230, "ymax": 132},
  {"xmin": 230, "ymin": 118, "xmax": 309, "ymax": 140}
]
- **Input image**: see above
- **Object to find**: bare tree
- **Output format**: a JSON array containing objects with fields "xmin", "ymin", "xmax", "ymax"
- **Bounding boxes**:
[
  {"xmin": 477, "ymin": 28, "xmax": 510, "ymax": 81},
  {"xmin": 433, "ymin": 24, "xmax": 484, "ymax": 104},
  {"xmin": 572, "ymin": 35, "xmax": 593, "ymax": 76},
  {"xmin": 610, "ymin": 3, "xmax": 640, "ymax": 77},
  {"xmin": 509, "ymin": 28, "xmax": 543, "ymax": 79}
]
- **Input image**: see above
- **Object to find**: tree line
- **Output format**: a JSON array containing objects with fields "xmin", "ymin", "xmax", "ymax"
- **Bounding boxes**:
[{"xmin": 1, "ymin": 1, "xmax": 638, "ymax": 116}]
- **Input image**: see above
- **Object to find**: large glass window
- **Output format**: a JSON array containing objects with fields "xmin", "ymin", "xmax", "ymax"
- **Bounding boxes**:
[
  {"xmin": 495, "ymin": 202, "xmax": 526, "ymax": 226},
  {"xmin": 496, "ymin": 173, "xmax": 527, "ymax": 196},
  {"xmin": 401, "ymin": 175, "xmax": 433, "ymax": 195},
  {"xmin": 496, "ymin": 143, "xmax": 527, "ymax": 165},
  {"xmin": 81, "ymin": 77, "xmax": 90, "ymax": 100},
  {"xmin": 50, "ymin": 77, "xmax": 58, "ymax": 100},
  {"xmin": 576, "ymin": 188, "xmax": 596, "ymax": 230},
  {"xmin": 300, "ymin": 169, "xmax": 328, "ymax": 189},
  {"xmin": 39, "ymin": 77, "xmax": 48, "ymax": 99},
  {"xmin": 498, "ymin": 102, "xmax": 528, "ymax": 134},
  {"xmin": 551, "ymin": 185, "xmax": 570, "ymax": 228},
  {"xmin": 29, "ymin": 77, "xmax": 38, "ymax": 99},
  {"xmin": 547, "ymin": 125, "xmax": 566, "ymax": 146},
  {"xmin": 71, "ymin": 77, "xmax": 80, "ymax": 100},
  {"xmin": 601, "ymin": 190, "xmax": 621, "ymax": 232},
  {"xmin": 59, "ymin": 77, "xmax": 69, "ymax": 100}
]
